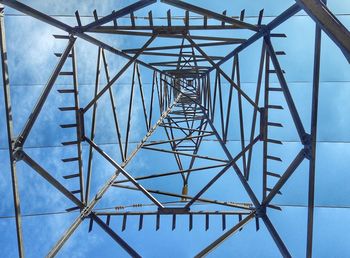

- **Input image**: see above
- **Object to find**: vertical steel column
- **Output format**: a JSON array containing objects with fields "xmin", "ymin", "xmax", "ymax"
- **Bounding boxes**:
[
  {"xmin": 85, "ymin": 47, "xmax": 102, "ymax": 203},
  {"xmin": 306, "ymin": 1, "xmax": 323, "ymax": 256},
  {"xmin": 262, "ymin": 49, "xmax": 270, "ymax": 200},
  {"xmin": 0, "ymin": 8, "xmax": 24, "ymax": 257},
  {"xmin": 71, "ymin": 45, "xmax": 85, "ymax": 204}
]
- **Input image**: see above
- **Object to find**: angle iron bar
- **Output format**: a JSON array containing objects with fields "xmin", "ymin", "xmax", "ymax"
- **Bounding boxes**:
[
  {"xmin": 71, "ymin": 45, "xmax": 85, "ymax": 204},
  {"xmin": 112, "ymin": 184, "xmax": 253, "ymax": 210},
  {"xmin": 123, "ymin": 41, "xmax": 242, "ymax": 53},
  {"xmin": 262, "ymin": 48, "xmax": 270, "ymax": 200},
  {"xmin": 136, "ymin": 51, "xmax": 223, "ymax": 59},
  {"xmin": 150, "ymin": 59, "xmax": 215, "ymax": 66},
  {"xmin": 0, "ymin": 13, "xmax": 24, "ymax": 256},
  {"xmin": 306, "ymin": 12, "xmax": 323, "ymax": 257},
  {"xmin": 89, "ymin": 28, "xmax": 246, "ymax": 42},
  {"xmin": 124, "ymin": 63, "xmax": 137, "ymax": 159},
  {"xmin": 95, "ymin": 211, "xmax": 250, "ymax": 216},
  {"xmin": 113, "ymin": 163, "xmax": 227, "ymax": 184},
  {"xmin": 234, "ymin": 55, "xmax": 248, "ymax": 178},
  {"xmin": 85, "ymin": 47, "xmax": 102, "ymax": 203},
  {"xmin": 217, "ymin": 71, "xmax": 225, "ymax": 138},
  {"xmin": 102, "ymin": 49, "xmax": 125, "ymax": 162},
  {"xmin": 136, "ymin": 64, "xmax": 150, "ymax": 131},
  {"xmin": 246, "ymin": 42, "xmax": 266, "ymax": 180},
  {"xmin": 113, "ymin": 25, "xmax": 257, "ymax": 31},
  {"xmin": 141, "ymin": 146, "xmax": 229, "ymax": 163},
  {"xmin": 142, "ymin": 132, "xmax": 214, "ymax": 147}
]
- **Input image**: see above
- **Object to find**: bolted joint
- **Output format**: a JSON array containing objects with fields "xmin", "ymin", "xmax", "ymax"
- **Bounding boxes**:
[
  {"xmin": 255, "ymin": 205, "xmax": 266, "ymax": 218},
  {"xmin": 77, "ymin": 108, "xmax": 85, "ymax": 141},
  {"xmin": 302, "ymin": 133, "xmax": 312, "ymax": 160},
  {"xmin": 259, "ymin": 107, "xmax": 266, "ymax": 141},
  {"xmin": 158, "ymin": 207, "xmax": 190, "ymax": 214},
  {"xmin": 154, "ymin": 27, "xmax": 187, "ymax": 35},
  {"xmin": 13, "ymin": 147, "xmax": 24, "ymax": 161},
  {"xmin": 71, "ymin": 27, "xmax": 83, "ymax": 35},
  {"xmin": 303, "ymin": 145, "xmax": 312, "ymax": 160},
  {"xmin": 14, "ymin": 136, "xmax": 24, "ymax": 149},
  {"xmin": 81, "ymin": 207, "xmax": 92, "ymax": 218},
  {"xmin": 302, "ymin": 133, "xmax": 312, "ymax": 146},
  {"xmin": 259, "ymin": 24, "xmax": 269, "ymax": 35}
]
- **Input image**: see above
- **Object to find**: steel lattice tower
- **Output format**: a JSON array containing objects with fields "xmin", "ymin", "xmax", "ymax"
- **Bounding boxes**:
[{"xmin": 1, "ymin": 0, "xmax": 350, "ymax": 257}]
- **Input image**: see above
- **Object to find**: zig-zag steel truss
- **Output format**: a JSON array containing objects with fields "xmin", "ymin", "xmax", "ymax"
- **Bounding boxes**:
[{"xmin": 1, "ymin": 0, "xmax": 349, "ymax": 257}]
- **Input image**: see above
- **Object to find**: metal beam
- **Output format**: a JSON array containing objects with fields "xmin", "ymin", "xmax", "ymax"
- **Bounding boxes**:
[
  {"xmin": 105, "ymin": 25, "xmax": 255, "ymax": 31},
  {"xmin": 123, "ymin": 41, "xmax": 242, "ymax": 53},
  {"xmin": 295, "ymin": 0, "xmax": 350, "ymax": 63},
  {"xmin": 85, "ymin": 47, "xmax": 102, "ymax": 203},
  {"xmin": 112, "ymin": 184, "xmax": 253, "ymax": 210},
  {"xmin": 90, "ymin": 28, "xmax": 246, "ymax": 42},
  {"xmin": 306, "ymin": 8, "xmax": 323, "ymax": 256},
  {"xmin": 0, "ymin": 10, "xmax": 24, "ymax": 257},
  {"xmin": 96, "ymin": 210, "xmax": 250, "ymax": 216},
  {"xmin": 113, "ymin": 164, "xmax": 226, "ymax": 184}
]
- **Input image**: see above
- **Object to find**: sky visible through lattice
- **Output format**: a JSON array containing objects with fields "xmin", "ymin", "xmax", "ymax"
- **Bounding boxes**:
[{"xmin": 0, "ymin": 0, "xmax": 350, "ymax": 257}]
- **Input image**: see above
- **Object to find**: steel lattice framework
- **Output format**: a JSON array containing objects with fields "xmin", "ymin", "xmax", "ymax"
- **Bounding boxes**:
[{"xmin": 1, "ymin": 0, "xmax": 350, "ymax": 257}]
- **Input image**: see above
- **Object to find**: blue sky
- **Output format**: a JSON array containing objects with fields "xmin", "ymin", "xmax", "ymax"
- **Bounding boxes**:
[{"xmin": 1, "ymin": 0, "xmax": 350, "ymax": 257}]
